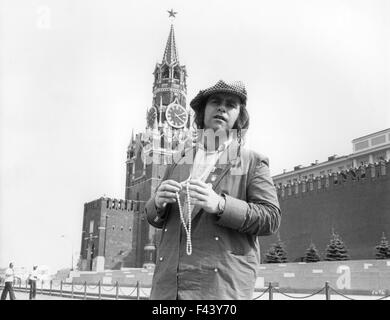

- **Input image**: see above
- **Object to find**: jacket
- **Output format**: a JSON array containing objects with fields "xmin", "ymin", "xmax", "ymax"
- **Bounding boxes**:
[{"xmin": 144, "ymin": 140, "xmax": 281, "ymax": 300}]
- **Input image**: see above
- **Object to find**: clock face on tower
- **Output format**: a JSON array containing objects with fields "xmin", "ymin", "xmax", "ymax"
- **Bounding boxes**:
[
  {"xmin": 147, "ymin": 107, "xmax": 157, "ymax": 127},
  {"xmin": 165, "ymin": 103, "xmax": 188, "ymax": 128}
]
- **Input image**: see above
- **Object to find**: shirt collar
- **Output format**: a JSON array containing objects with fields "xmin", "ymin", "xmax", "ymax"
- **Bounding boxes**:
[{"xmin": 197, "ymin": 137, "xmax": 233, "ymax": 154}]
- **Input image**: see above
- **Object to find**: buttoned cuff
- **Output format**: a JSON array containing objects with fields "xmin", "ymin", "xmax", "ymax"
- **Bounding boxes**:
[{"xmin": 215, "ymin": 194, "xmax": 247, "ymax": 230}]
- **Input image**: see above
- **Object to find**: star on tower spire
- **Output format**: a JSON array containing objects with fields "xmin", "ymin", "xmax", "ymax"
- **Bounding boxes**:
[{"xmin": 167, "ymin": 9, "xmax": 177, "ymax": 18}]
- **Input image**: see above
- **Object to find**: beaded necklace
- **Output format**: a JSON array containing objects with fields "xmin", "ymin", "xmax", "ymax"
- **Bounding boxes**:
[
  {"xmin": 175, "ymin": 149, "xmax": 221, "ymax": 256},
  {"xmin": 175, "ymin": 139, "xmax": 232, "ymax": 255},
  {"xmin": 176, "ymin": 179, "xmax": 192, "ymax": 255}
]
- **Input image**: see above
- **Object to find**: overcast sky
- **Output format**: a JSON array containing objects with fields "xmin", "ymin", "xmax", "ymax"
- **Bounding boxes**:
[{"xmin": 0, "ymin": 0, "xmax": 389, "ymax": 272}]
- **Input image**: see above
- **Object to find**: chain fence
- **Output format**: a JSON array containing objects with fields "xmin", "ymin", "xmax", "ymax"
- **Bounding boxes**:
[{"xmin": 2, "ymin": 280, "xmax": 390, "ymax": 300}]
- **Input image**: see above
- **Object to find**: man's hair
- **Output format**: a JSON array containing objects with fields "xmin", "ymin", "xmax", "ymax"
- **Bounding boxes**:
[{"xmin": 192, "ymin": 96, "xmax": 250, "ymax": 131}]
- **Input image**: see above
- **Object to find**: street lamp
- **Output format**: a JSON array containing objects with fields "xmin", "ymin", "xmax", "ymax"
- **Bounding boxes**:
[{"xmin": 61, "ymin": 234, "xmax": 74, "ymax": 271}]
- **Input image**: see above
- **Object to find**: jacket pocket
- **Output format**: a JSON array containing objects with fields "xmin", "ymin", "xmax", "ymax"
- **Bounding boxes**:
[{"xmin": 228, "ymin": 251, "xmax": 258, "ymax": 264}]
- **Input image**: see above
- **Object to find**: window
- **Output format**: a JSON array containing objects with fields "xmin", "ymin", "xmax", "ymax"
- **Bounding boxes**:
[
  {"xmin": 173, "ymin": 67, "xmax": 180, "ymax": 80},
  {"xmin": 371, "ymin": 135, "xmax": 386, "ymax": 146},
  {"xmin": 355, "ymin": 140, "xmax": 369, "ymax": 151},
  {"xmin": 89, "ymin": 220, "xmax": 94, "ymax": 234},
  {"xmin": 162, "ymin": 66, "xmax": 169, "ymax": 79}
]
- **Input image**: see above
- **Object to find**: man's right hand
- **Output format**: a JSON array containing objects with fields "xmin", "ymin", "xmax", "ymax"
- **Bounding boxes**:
[{"xmin": 155, "ymin": 179, "xmax": 182, "ymax": 209}]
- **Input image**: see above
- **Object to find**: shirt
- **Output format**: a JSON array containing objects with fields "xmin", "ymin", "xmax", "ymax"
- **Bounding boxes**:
[
  {"xmin": 4, "ymin": 268, "xmax": 14, "ymax": 283},
  {"xmin": 29, "ymin": 270, "xmax": 39, "ymax": 281},
  {"xmin": 179, "ymin": 138, "xmax": 233, "ymax": 223}
]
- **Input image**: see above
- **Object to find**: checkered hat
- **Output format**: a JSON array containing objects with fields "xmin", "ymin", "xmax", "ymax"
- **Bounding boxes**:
[{"xmin": 190, "ymin": 80, "xmax": 247, "ymax": 112}]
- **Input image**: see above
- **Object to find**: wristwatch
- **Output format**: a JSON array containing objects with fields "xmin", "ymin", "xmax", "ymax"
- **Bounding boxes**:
[{"xmin": 217, "ymin": 194, "xmax": 226, "ymax": 216}]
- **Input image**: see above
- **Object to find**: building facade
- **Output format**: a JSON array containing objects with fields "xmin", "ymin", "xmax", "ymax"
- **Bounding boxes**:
[{"xmin": 273, "ymin": 128, "xmax": 390, "ymax": 186}]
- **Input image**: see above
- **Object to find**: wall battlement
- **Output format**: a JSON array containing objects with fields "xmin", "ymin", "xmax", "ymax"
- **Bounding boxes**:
[
  {"xmin": 84, "ymin": 197, "xmax": 143, "ymax": 212},
  {"xmin": 276, "ymin": 160, "xmax": 389, "ymax": 200}
]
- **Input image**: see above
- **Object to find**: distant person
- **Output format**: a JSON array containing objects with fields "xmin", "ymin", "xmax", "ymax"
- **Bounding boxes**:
[
  {"xmin": 1, "ymin": 262, "xmax": 16, "ymax": 300},
  {"xmin": 28, "ymin": 265, "xmax": 39, "ymax": 300}
]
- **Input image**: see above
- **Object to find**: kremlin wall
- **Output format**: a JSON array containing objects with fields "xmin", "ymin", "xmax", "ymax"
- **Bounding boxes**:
[{"xmin": 261, "ymin": 160, "xmax": 390, "ymax": 262}]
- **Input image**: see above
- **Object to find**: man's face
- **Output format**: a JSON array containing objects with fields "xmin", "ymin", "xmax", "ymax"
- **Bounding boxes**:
[{"xmin": 203, "ymin": 93, "xmax": 241, "ymax": 132}]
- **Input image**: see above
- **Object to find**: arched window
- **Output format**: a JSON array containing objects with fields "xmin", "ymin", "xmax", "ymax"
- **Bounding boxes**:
[
  {"xmin": 161, "ymin": 66, "xmax": 169, "ymax": 79},
  {"xmin": 173, "ymin": 67, "xmax": 180, "ymax": 80}
]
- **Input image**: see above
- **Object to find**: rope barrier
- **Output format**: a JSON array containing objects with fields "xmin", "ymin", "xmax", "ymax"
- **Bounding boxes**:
[
  {"xmin": 87, "ymin": 284, "xmax": 100, "ymax": 290},
  {"xmin": 328, "ymin": 286, "xmax": 356, "ymax": 300},
  {"xmin": 101, "ymin": 285, "xmax": 116, "ymax": 292},
  {"xmin": 272, "ymin": 287, "xmax": 325, "ymax": 299},
  {"xmin": 73, "ymin": 284, "xmax": 85, "ymax": 291},
  {"xmin": 252, "ymin": 288, "xmax": 269, "ymax": 300},
  {"xmin": 374, "ymin": 294, "xmax": 390, "ymax": 300}
]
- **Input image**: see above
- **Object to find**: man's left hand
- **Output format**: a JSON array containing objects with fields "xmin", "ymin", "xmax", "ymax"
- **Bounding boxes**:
[{"xmin": 185, "ymin": 179, "xmax": 222, "ymax": 214}]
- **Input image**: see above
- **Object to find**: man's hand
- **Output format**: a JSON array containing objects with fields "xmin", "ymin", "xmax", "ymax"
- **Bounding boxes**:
[
  {"xmin": 186, "ymin": 179, "xmax": 223, "ymax": 214},
  {"xmin": 155, "ymin": 179, "xmax": 182, "ymax": 209}
]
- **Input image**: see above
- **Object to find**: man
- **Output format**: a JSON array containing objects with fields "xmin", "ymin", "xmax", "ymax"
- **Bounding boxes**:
[
  {"xmin": 1, "ymin": 262, "xmax": 16, "ymax": 300},
  {"xmin": 145, "ymin": 80, "xmax": 281, "ymax": 300},
  {"xmin": 28, "ymin": 265, "xmax": 39, "ymax": 300}
]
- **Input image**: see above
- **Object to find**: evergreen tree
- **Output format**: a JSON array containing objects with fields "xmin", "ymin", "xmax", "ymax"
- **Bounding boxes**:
[
  {"xmin": 304, "ymin": 242, "xmax": 321, "ymax": 262},
  {"xmin": 375, "ymin": 233, "xmax": 390, "ymax": 259},
  {"xmin": 325, "ymin": 232, "xmax": 349, "ymax": 261},
  {"xmin": 265, "ymin": 239, "xmax": 288, "ymax": 263}
]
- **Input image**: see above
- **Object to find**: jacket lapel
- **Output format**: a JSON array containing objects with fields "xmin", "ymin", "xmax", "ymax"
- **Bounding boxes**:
[{"xmin": 191, "ymin": 140, "xmax": 240, "ymax": 221}]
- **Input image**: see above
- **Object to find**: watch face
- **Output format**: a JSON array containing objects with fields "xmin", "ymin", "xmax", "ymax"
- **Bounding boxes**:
[
  {"xmin": 147, "ymin": 107, "xmax": 157, "ymax": 127},
  {"xmin": 166, "ymin": 103, "xmax": 188, "ymax": 128}
]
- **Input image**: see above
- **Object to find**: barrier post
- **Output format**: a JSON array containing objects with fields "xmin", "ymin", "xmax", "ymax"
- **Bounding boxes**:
[
  {"xmin": 71, "ymin": 281, "xmax": 74, "ymax": 299},
  {"xmin": 84, "ymin": 281, "xmax": 87, "ymax": 300},
  {"xmin": 50, "ymin": 280, "xmax": 52, "ymax": 296},
  {"xmin": 115, "ymin": 281, "xmax": 119, "ymax": 300},
  {"xmin": 268, "ymin": 282, "xmax": 273, "ymax": 300},
  {"xmin": 325, "ymin": 282, "xmax": 331, "ymax": 300},
  {"xmin": 60, "ymin": 280, "xmax": 63, "ymax": 297},
  {"xmin": 98, "ymin": 281, "xmax": 101, "ymax": 300},
  {"xmin": 25, "ymin": 279, "xmax": 28, "ymax": 290},
  {"xmin": 136, "ymin": 281, "xmax": 140, "ymax": 300}
]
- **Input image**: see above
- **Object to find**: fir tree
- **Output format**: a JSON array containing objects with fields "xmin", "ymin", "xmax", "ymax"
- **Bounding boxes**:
[
  {"xmin": 304, "ymin": 242, "xmax": 321, "ymax": 262},
  {"xmin": 325, "ymin": 232, "xmax": 349, "ymax": 261},
  {"xmin": 265, "ymin": 239, "xmax": 288, "ymax": 263},
  {"xmin": 375, "ymin": 233, "xmax": 390, "ymax": 259}
]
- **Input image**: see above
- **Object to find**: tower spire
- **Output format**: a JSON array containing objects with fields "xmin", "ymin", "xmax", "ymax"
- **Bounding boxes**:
[{"xmin": 162, "ymin": 24, "xmax": 179, "ymax": 65}]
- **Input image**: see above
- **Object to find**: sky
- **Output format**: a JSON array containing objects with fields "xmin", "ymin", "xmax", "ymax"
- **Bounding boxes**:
[{"xmin": 0, "ymin": 0, "xmax": 389, "ymax": 273}]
